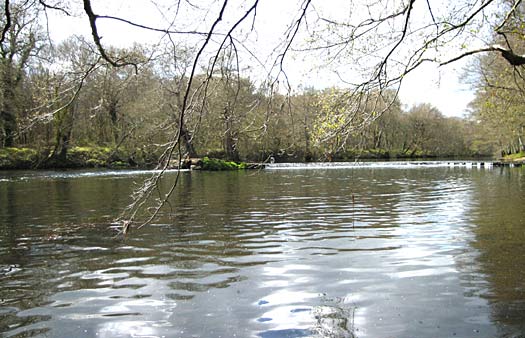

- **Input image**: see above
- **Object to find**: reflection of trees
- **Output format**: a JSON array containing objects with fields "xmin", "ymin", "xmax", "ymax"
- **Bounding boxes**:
[
  {"xmin": 0, "ymin": 182, "xmax": 19, "ymax": 257},
  {"xmin": 469, "ymin": 169, "xmax": 525, "ymax": 332},
  {"xmin": 0, "ymin": 174, "xmax": 140, "ymax": 335}
]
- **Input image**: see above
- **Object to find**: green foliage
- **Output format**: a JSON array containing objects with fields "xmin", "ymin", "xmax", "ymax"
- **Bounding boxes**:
[
  {"xmin": 468, "ymin": 1, "xmax": 525, "ymax": 155},
  {"xmin": 0, "ymin": 148, "xmax": 38, "ymax": 169},
  {"xmin": 85, "ymin": 158, "xmax": 106, "ymax": 167},
  {"xmin": 110, "ymin": 161, "xmax": 131, "ymax": 168},
  {"xmin": 201, "ymin": 157, "xmax": 246, "ymax": 170},
  {"xmin": 68, "ymin": 147, "xmax": 112, "ymax": 167},
  {"xmin": 503, "ymin": 151, "xmax": 525, "ymax": 161},
  {"xmin": 0, "ymin": 146, "xmax": 138, "ymax": 169},
  {"xmin": 67, "ymin": 146, "xmax": 138, "ymax": 168},
  {"xmin": 312, "ymin": 88, "xmax": 348, "ymax": 154}
]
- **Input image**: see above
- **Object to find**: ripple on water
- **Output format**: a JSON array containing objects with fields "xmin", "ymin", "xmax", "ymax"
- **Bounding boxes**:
[{"xmin": 1, "ymin": 166, "xmax": 522, "ymax": 337}]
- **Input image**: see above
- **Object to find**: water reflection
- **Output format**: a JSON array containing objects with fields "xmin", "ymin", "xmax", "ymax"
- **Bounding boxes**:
[
  {"xmin": 0, "ymin": 167, "xmax": 524, "ymax": 337},
  {"xmin": 469, "ymin": 169, "xmax": 525, "ymax": 336}
]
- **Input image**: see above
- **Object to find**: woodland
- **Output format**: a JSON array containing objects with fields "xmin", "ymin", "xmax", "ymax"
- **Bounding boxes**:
[{"xmin": 0, "ymin": 0, "xmax": 524, "ymax": 170}]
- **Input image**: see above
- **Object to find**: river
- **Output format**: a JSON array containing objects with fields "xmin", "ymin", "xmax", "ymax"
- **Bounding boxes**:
[{"xmin": 0, "ymin": 162, "xmax": 524, "ymax": 337}]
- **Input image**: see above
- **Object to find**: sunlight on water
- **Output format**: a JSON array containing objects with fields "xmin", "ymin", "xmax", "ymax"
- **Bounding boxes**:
[{"xmin": 266, "ymin": 160, "xmax": 494, "ymax": 170}]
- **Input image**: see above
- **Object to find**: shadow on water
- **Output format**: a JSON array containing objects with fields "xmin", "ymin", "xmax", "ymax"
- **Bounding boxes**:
[{"xmin": 0, "ymin": 166, "xmax": 524, "ymax": 337}]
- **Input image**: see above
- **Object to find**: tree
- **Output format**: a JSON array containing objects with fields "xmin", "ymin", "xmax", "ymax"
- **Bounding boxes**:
[
  {"xmin": 289, "ymin": 87, "xmax": 320, "ymax": 161},
  {"xmin": 44, "ymin": 37, "xmax": 100, "ymax": 163},
  {"xmin": 469, "ymin": 0, "xmax": 525, "ymax": 155},
  {"xmin": 0, "ymin": 0, "xmax": 42, "ymax": 147},
  {"xmin": 312, "ymin": 88, "xmax": 401, "ymax": 159}
]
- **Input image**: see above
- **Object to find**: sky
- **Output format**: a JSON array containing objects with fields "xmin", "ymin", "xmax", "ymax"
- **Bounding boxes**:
[
  {"xmin": 399, "ymin": 62, "xmax": 475, "ymax": 117},
  {"xmin": 47, "ymin": 0, "xmax": 483, "ymax": 118}
]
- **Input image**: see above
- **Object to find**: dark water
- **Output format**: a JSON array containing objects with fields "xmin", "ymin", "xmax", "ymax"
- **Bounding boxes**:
[{"xmin": 0, "ymin": 164, "xmax": 524, "ymax": 338}]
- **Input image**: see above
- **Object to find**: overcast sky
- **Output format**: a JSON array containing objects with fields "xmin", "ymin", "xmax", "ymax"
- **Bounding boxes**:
[{"xmin": 48, "ymin": 0, "xmax": 481, "ymax": 118}]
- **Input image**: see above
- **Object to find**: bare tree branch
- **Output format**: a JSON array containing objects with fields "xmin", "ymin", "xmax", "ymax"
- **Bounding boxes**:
[
  {"xmin": 375, "ymin": 0, "xmax": 416, "ymax": 84},
  {"xmin": 129, "ymin": 0, "xmax": 231, "ymax": 232},
  {"xmin": 278, "ymin": 0, "xmax": 312, "ymax": 68},
  {"xmin": 441, "ymin": 45, "xmax": 525, "ymax": 67},
  {"xmin": 38, "ymin": 0, "xmax": 70, "ymax": 16},
  {"xmin": 96, "ymin": 14, "xmax": 208, "ymax": 37},
  {"xmin": 83, "ymin": 0, "xmax": 140, "ymax": 68},
  {"xmin": 495, "ymin": 0, "xmax": 522, "ymax": 32},
  {"xmin": 1, "ymin": 0, "xmax": 11, "ymax": 45}
]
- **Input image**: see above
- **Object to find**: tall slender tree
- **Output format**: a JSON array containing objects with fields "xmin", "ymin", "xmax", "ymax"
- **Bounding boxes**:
[{"xmin": 0, "ymin": 0, "xmax": 42, "ymax": 147}]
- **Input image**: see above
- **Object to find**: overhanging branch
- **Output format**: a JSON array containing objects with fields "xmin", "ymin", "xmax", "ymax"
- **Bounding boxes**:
[
  {"xmin": 441, "ymin": 45, "xmax": 525, "ymax": 66},
  {"xmin": 83, "ymin": 0, "xmax": 138, "ymax": 68}
]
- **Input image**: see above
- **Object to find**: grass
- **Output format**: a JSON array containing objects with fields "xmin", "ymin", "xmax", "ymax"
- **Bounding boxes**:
[{"xmin": 503, "ymin": 151, "xmax": 525, "ymax": 161}]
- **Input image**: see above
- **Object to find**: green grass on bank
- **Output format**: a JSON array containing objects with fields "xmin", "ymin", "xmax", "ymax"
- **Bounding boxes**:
[{"xmin": 502, "ymin": 151, "xmax": 525, "ymax": 161}]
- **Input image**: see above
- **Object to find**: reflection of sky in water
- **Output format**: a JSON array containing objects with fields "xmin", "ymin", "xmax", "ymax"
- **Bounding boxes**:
[{"xmin": 251, "ymin": 172, "xmax": 497, "ymax": 337}]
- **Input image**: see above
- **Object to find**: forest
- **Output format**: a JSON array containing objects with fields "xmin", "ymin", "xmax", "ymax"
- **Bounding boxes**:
[{"xmin": 0, "ymin": 0, "xmax": 524, "ymax": 169}]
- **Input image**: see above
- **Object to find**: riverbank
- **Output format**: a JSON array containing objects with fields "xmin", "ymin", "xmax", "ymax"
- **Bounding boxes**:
[
  {"xmin": 0, "ymin": 147, "xmax": 150, "ymax": 170},
  {"xmin": 179, "ymin": 157, "xmax": 264, "ymax": 170},
  {"xmin": 0, "ymin": 147, "xmax": 258, "ymax": 171},
  {"xmin": 501, "ymin": 151, "xmax": 525, "ymax": 164},
  {"xmin": 0, "ymin": 146, "xmax": 498, "ymax": 171}
]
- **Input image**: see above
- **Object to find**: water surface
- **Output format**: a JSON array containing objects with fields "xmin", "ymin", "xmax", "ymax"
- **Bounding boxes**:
[{"xmin": 0, "ymin": 164, "xmax": 524, "ymax": 337}]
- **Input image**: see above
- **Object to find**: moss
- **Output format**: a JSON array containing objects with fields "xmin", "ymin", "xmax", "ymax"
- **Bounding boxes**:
[
  {"xmin": 85, "ymin": 158, "xmax": 106, "ymax": 167},
  {"xmin": 109, "ymin": 161, "xmax": 130, "ymax": 168},
  {"xmin": 68, "ymin": 146, "xmax": 127, "ymax": 168},
  {"xmin": 0, "ymin": 145, "xmax": 155, "ymax": 170},
  {"xmin": 0, "ymin": 147, "xmax": 38, "ymax": 169},
  {"xmin": 201, "ymin": 157, "xmax": 246, "ymax": 170}
]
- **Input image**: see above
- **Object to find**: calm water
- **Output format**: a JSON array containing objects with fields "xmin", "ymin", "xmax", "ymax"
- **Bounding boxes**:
[{"xmin": 0, "ymin": 163, "xmax": 524, "ymax": 338}]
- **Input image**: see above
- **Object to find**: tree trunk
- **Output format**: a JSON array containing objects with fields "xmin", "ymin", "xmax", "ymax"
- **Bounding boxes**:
[
  {"xmin": 303, "ymin": 115, "xmax": 312, "ymax": 161},
  {"xmin": 224, "ymin": 132, "xmax": 239, "ymax": 161},
  {"xmin": 107, "ymin": 97, "xmax": 119, "ymax": 144},
  {"xmin": 1, "ymin": 110, "xmax": 17, "ymax": 147},
  {"xmin": 51, "ymin": 105, "xmax": 75, "ymax": 165},
  {"xmin": 374, "ymin": 128, "xmax": 383, "ymax": 149},
  {"xmin": 223, "ymin": 106, "xmax": 239, "ymax": 161},
  {"xmin": 180, "ymin": 124, "xmax": 197, "ymax": 158},
  {"xmin": 1, "ymin": 71, "xmax": 17, "ymax": 147}
]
